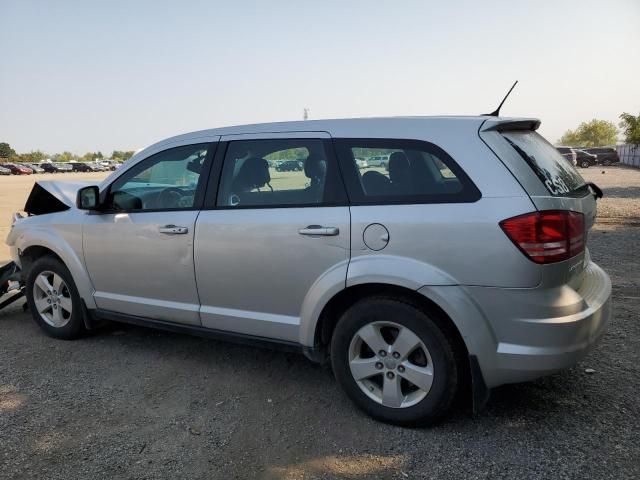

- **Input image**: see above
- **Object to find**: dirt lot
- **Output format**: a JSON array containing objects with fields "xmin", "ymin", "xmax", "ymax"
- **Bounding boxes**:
[{"xmin": 1, "ymin": 166, "xmax": 639, "ymax": 479}]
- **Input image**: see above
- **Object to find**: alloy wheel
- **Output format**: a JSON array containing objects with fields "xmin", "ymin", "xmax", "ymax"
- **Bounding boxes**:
[
  {"xmin": 348, "ymin": 321, "xmax": 434, "ymax": 408},
  {"xmin": 32, "ymin": 271, "xmax": 73, "ymax": 328}
]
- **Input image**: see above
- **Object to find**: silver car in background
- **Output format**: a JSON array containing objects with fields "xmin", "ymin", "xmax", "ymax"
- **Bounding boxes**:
[{"xmin": 5, "ymin": 116, "xmax": 611, "ymax": 425}]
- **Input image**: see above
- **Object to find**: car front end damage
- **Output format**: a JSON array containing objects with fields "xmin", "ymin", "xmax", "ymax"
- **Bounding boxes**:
[
  {"xmin": 2, "ymin": 180, "xmax": 96, "ymax": 312},
  {"xmin": 0, "ymin": 260, "xmax": 23, "ymax": 311}
]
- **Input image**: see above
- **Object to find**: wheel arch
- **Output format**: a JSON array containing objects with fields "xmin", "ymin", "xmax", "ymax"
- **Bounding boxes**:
[
  {"xmin": 21, "ymin": 245, "xmax": 64, "ymax": 270},
  {"xmin": 310, "ymin": 283, "xmax": 470, "ymax": 363},
  {"xmin": 17, "ymin": 232, "xmax": 96, "ymax": 309},
  {"xmin": 305, "ymin": 281, "xmax": 493, "ymax": 412}
]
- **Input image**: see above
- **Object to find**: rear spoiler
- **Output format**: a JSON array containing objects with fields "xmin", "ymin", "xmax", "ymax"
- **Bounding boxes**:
[{"xmin": 480, "ymin": 118, "xmax": 541, "ymax": 132}]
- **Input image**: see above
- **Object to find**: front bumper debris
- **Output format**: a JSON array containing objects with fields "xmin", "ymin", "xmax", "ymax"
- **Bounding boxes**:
[{"xmin": 0, "ymin": 261, "xmax": 24, "ymax": 311}]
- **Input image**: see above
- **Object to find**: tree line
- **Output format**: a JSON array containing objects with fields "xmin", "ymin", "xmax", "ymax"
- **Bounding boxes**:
[
  {"xmin": 2, "ymin": 112, "xmax": 638, "ymax": 162},
  {"xmin": 558, "ymin": 112, "xmax": 640, "ymax": 147},
  {"xmin": 0, "ymin": 143, "xmax": 135, "ymax": 163}
]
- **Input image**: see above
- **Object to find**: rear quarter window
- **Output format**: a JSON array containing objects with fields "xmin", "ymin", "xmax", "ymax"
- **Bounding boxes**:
[
  {"xmin": 334, "ymin": 138, "xmax": 480, "ymax": 205},
  {"xmin": 502, "ymin": 131, "xmax": 587, "ymax": 197}
]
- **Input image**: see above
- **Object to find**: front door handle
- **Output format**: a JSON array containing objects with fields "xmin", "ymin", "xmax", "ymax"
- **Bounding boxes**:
[
  {"xmin": 298, "ymin": 225, "xmax": 339, "ymax": 236},
  {"xmin": 158, "ymin": 225, "xmax": 189, "ymax": 235}
]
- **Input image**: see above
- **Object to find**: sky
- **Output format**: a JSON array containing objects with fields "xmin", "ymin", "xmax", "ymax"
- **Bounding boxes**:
[{"xmin": 1, "ymin": 0, "xmax": 639, "ymax": 155}]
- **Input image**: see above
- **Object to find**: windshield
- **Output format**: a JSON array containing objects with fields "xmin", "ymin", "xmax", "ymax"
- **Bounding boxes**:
[{"xmin": 502, "ymin": 131, "xmax": 587, "ymax": 196}]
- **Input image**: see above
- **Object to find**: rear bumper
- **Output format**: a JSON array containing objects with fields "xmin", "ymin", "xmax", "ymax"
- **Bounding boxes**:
[{"xmin": 466, "ymin": 261, "xmax": 612, "ymax": 388}]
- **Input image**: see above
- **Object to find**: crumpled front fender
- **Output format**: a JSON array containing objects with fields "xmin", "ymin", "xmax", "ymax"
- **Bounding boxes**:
[{"xmin": 9, "ymin": 222, "xmax": 96, "ymax": 309}]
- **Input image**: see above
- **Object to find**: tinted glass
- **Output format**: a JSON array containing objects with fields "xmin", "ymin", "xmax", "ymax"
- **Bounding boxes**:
[
  {"xmin": 216, "ymin": 139, "xmax": 341, "ymax": 208},
  {"xmin": 109, "ymin": 144, "xmax": 209, "ymax": 210},
  {"xmin": 503, "ymin": 131, "xmax": 586, "ymax": 196},
  {"xmin": 334, "ymin": 139, "xmax": 479, "ymax": 204}
]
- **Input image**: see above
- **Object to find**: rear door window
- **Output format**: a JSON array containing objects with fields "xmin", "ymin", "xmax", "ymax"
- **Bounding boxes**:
[
  {"xmin": 334, "ymin": 138, "xmax": 480, "ymax": 204},
  {"xmin": 215, "ymin": 138, "xmax": 346, "ymax": 208},
  {"xmin": 502, "ymin": 131, "xmax": 587, "ymax": 197}
]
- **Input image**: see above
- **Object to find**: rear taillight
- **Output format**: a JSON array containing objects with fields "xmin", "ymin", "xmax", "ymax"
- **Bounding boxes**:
[{"xmin": 500, "ymin": 210, "xmax": 585, "ymax": 264}]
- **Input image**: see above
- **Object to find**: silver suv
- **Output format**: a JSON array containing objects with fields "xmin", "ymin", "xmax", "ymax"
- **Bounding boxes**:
[{"xmin": 6, "ymin": 117, "xmax": 611, "ymax": 425}]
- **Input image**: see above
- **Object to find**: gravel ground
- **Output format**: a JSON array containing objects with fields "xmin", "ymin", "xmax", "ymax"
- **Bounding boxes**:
[{"xmin": 0, "ymin": 166, "xmax": 639, "ymax": 479}]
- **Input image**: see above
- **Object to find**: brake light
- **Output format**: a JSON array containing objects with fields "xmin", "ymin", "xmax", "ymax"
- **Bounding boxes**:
[{"xmin": 500, "ymin": 210, "xmax": 585, "ymax": 264}]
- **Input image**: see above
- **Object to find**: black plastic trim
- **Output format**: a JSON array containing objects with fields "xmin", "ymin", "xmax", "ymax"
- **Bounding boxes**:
[
  {"xmin": 92, "ymin": 308, "xmax": 305, "ymax": 354},
  {"xmin": 469, "ymin": 354, "xmax": 490, "ymax": 413},
  {"xmin": 483, "ymin": 119, "xmax": 541, "ymax": 132}
]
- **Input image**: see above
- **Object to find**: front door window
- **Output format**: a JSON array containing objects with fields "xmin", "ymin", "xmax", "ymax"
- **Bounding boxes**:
[{"xmin": 109, "ymin": 144, "xmax": 209, "ymax": 210}]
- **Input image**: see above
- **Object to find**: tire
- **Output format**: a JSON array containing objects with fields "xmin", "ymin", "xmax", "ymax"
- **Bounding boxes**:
[
  {"xmin": 602, "ymin": 160, "xmax": 611, "ymax": 166},
  {"xmin": 580, "ymin": 161, "xmax": 590, "ymax": 168},
  {"xmin": 25, "ymin": 256, "xmax": 86, "ymax": 340},
  {"xmin": 331, "ymin": 296, "xmax": 459, "ymax": 426}
]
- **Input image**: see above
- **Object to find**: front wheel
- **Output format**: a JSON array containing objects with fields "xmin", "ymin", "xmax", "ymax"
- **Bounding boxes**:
[
  {"xmin": 580, "ymin": 161, "xmax": 590, "ymax": 168},
  {"xmin": 25, "ymin": 256, "xmax": 86, "ymax": 339},
  {"xmin": 331, "ymin": 297, "xmax": 459, "ymax": 426}
]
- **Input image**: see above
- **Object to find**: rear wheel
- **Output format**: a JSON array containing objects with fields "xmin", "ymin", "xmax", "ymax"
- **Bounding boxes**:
[
  {"xmin": 331, "ymin": 296, "xmax": 459, "ymax": 426},
  {"xmin": 25, "ymin": 256, "xmax": 86, "ymax": 339},
  {"xmin": 602, "ymin": 159, "xmax": 612, "ymax": 166},
  {"xmin": 580, "ymin": 160, "xmax": 590, "ymax": 168}
]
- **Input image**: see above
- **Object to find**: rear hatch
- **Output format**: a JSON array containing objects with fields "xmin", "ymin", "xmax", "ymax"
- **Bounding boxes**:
[{"xmin": 479, "ymin": 119, "xmax": 599, "ymax": 288}]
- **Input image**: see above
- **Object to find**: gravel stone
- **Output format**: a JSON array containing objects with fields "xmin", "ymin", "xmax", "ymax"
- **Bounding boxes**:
[{"xmin": 0, "ymin": 165, "xmax": 638, "ymax": 479}]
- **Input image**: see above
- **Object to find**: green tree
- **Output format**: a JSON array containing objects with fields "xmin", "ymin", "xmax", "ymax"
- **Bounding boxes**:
[
  {"xmin": 0, "ymin": 142, "xmax": 16, "ymax": 159},
  {"xmin": 558, "ymin": 119, "xmax": 618, "ymax": 147},
  {"xmin": 19, "ymin": 150, "xmax": 48, "ymax": 163},
  {"xmin": 111, "ymin": 150, "xmax": 135, "ymax": 161},
  {"xmin": 619, "ymin": 112, "xmax": 640, "ymax": 144},
  {"xmin": 52, "ymin": 151, "xmax": 78, "ymax": 162}
]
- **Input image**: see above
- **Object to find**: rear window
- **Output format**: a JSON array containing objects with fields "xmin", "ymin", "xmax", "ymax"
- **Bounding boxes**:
[{"xmin": 502, "ymin": 131, "xmax": 586, "ymax": 197}]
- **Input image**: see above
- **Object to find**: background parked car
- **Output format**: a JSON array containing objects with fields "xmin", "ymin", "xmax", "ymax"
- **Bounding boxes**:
[
  {"xmin": 3, "ymin": 163, "xmax": 33, "ymax": 175},
  {"xmin": 23, "ymin": 163, "xmax": 45, "ymax": 173},
  {"xmin": 556, "ymin": 147, "xmax": 578, "ymax": 166},
  {"xmin": 54, "ymin": 162, "xmax": 73, "ymax": 173},
  {"xmin": 275, "ymin": 160, "xmax": 303, "ymax": 172},
  {"xmin": 90, "ymin": 162, "xmax": 108, "ymax": 172},
  {"xmin": 100, "ymin": 160, "xmax": 121, "ymax": 171},
  {"xmin": 583, "ymin": 147, "xmax": 620, "ymax": 166},
  {"xmin": 69, "ymin": 161, "xmax": 95, "ymax": 172},
  {"xmin": 574, "ymin": 149, "xmax": 598, "ymax": 168},
  {"xmin": 0, "ymin": 165, "xmax": 11, "ymax": 175},
  {"xmin": 40, "ymin": 162, "xmax": 63, "ymax": 173},
  {"xmin": 367, "ymin": 155, "xmax": 389, "ymax": 168},
  {"xmin": 356, "ymin": 158, "xmax": 369, "ymax": 168}
]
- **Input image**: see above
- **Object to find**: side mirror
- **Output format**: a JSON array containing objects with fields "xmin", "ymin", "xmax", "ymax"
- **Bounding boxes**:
[{"xmin": 76, "ymin": 185, "xmax": 100, "ymax": 210}]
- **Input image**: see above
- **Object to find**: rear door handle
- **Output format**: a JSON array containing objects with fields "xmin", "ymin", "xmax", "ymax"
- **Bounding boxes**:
[
  {"xmin": 158, "ymin": 225, "xmax": 189, "ymax": 235},
  {"xmin": 298, "ymin": 225, "xmax": 339, "ymax": 236}
]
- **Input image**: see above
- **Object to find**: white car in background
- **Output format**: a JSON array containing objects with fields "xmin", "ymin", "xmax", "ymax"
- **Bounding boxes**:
[
  {"xmin": 355, "ymin": 158, "xmax": 369, "ymax": 169},
  {"xmin": 367, "ymin": 155, "xmax": 389, "ymax": 168}
]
